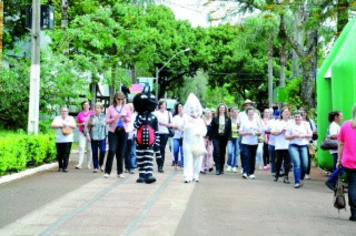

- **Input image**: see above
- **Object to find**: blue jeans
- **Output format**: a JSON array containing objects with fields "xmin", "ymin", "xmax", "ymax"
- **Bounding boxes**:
[
  {"xmin": 124, "ymin": 138, "xmax": 137, "ymax": 171},
  {"xmin": 227, "ymin": 138, "xmax": 239, "ymax": 167},
  {"xmin": 345, "ymin": 168, "xmax": 356, "ymax": 215},
  {"xmin": 268, "ymin": 144, "xmax": 276, "ymax": 174},
  {"xmin": 91, "ymin": 139, "xmax": 106, "ymax": 169},
  {"xmin": 173, "ymin": 138, "xmax": 184, "ymax": 164},
  {"xmin": 289, "ymin": 144, "xmax": 308, "ymax": 184}
]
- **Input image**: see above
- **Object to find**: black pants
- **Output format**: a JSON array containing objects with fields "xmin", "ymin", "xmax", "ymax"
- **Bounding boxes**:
[
  {"xmin": 157, "ymin": 133, "xmax": 169, "ymax": 168},
  {"xmin": 263, "ymin": 142, "xmax": 269, "ymax": 166},
  {"xmin": 105, "ymin": 129, "xmax": 128, "ymax": 175},
  {"xmin": 241, "ymin": 144, "xmax": 258, "ymax": 175},
  {"xmin": 275, "ymin": 149, "xmax": 291, "ymax": 177},
  {"xmin": 213, "ymin": 136, "xmax": 228, "ymax": 172},
  {"xmin": 56, "ymin": 142, "xmax": 72, "ymax": 169}
]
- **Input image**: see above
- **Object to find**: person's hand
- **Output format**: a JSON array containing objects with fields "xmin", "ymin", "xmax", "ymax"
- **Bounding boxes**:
[
  {"xmin": 86, "ymin": 136, "xmax": 91, "ymax": 142},
  {"xmin": 336, "ymin": 161, "xmax": 342, "ymax": 169}
]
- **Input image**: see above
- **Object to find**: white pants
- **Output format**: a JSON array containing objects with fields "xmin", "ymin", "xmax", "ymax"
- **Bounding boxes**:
[
  {"xmin": 183, "ymin": 150, "xmax": 203, "ymax": 182},
  {"xmin": 78, "ymin": 132, "xmax": 92, "ymax": 167}
]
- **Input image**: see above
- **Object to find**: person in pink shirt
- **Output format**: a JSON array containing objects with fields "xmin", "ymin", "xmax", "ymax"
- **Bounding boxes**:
[
  {"xmin": 104, "ymin": 92, "xmax": 132, "ymax": 178},
  {"xmin": 76, "ymin": 101, "xmax": 95, "ymax": 169},
  {"xmin": 337, "ymin": 103, "xmax": 356, "ymax": 222}
]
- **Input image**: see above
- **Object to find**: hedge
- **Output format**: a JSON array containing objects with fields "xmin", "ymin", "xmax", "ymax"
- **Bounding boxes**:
[{"xmin": 0, "ymin": 133, "xmax": 57, "ymax": 176}]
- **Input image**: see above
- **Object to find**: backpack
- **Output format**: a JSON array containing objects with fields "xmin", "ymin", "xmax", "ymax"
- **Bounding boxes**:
[{"xmin": 136, "ymin": 124, "xmax": 156, "ymax": 148}]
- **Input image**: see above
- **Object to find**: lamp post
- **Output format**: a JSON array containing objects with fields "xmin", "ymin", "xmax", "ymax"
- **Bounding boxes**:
[{"xmin": 155, "ymin": 48, "xmax": 190, "ymax": 99}]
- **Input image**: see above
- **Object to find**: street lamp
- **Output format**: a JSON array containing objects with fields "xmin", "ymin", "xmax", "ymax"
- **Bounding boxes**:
[{"xmin": 155, "ymin": 48, "xmax": 190, "ymax": 98}]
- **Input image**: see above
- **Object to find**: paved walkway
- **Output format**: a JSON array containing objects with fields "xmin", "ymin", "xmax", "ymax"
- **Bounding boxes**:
[{"xmin": 0, "ymin": 151, "xmax": 355, "ymax": 235}]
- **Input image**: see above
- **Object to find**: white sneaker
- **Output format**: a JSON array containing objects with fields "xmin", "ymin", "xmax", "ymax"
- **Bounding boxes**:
[
  {"xmin": 93, "ymin": 169, "xmax": 98, "ymax": 173},
  {"xmin": 242, "ymin": 173, "xmax": 247, "ymax": 179},
  {"xmin": 232, "ymin": 167, "xmax": 237, "ymax": 173},
  {"xmin": 118, "ymin": 174, "xmax": 125, "ymax": 178},
  {"xmin": 249, "ymin": 174, "xmax": 256, "ymax": 179},
  {"xmin": 226, "ymin": 166, "xmax": 232, "ymax": 172},
  {"xmin": 87, "ymin": 163, "xmax": 91, "ymax": 169},
  {"xmin": 104, "ymin": 173, "xmax": 109, "ymax": 178},
  {"xmin": 305, "ymin": 174, "xmax": 310, "ymax": 180},
  {"xmin": 75, "ymin": 165, "xmax": 82, "ymax": 169},
  {"xmin": 241, "ymin": 168, "xmax": 244, "ymax": 174}
]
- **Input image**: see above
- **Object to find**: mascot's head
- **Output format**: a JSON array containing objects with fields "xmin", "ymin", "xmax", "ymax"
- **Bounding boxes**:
[
  {"xmin": 133, "ymin": 92, "xmax": 158, "ymax": 114},
  {"xmin": 183, "ymin": 93, "xmax": 203, "ymax": 118}
]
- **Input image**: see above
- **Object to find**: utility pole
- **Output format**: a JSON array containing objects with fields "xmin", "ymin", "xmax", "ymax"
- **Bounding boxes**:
[
  {"xmin": 0, "ymin": 1, "xmax": 3, "ymax": 67},
  {"xmin": 28, "ymin": 0, "xmax": 41, "ymax": 135}
]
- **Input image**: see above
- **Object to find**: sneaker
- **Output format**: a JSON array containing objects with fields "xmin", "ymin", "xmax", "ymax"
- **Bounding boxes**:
[
  {"xmin": 118, "ymin": 174, "xmax": 125, "ymax": 178},
  {"xmin": 129, "ymin": 170, "xmax": 135, "ymax": 174},
  {"xmin": 232, "ymin": 167, "xmax": 237, "ymax": 173},
  {"xmin": 249, "ymin": 174, "xmax": 256, "ymax": 179},
  {"xmin": 263, "ymin": 166, "xmax": 270, "ymax": 171},
  {"xmin": 242, "ymin": 173, "xmax": 247, "ymax": 179},
  {"xmin": 87, "ymin": 164, "xmax": 91, "ymax": 169},
  {"xmin": 241, "ymin": 168, "xmax": 244, "ymax": 174},
  {"xmin": 226, "ymin": 166, "xmax": 232, "ymax": 172},
  {"xmin": 100, "ymin": 166, "xmax": 104, "ymax": 172},
  {"xmin": 104, "ymin": 173, "xmax": 109, "ymax": 178},
  {"xmin": 93, "ymin": 169, "xmax": 98, "ymax": 173},
  {"xmin": 305, "ymin": 174, "xmax": 311, "ymax": 180},
  {"xmin": 75, "ymin": 165, "xmax": 82, "ymax": 170}
]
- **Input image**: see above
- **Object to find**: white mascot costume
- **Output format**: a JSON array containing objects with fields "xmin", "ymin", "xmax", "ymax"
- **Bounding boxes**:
[{"xmin": 181, "ymin": 93, "xmax": 207, "ymax": 183}]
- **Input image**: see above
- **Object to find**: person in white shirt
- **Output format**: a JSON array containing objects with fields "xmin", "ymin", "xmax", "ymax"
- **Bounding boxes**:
[
  {"xmin": 239, "ymin": 106, "xmax": 263, "ymax": 179},
  {"xmin": 285, "ymin": 110, "xmax": 312, "ymax": 188},
  {"xmin": 171, "ymin": 103, "xmax": 185, "ymax": 169},
  {"xmin": 153, "ymin": 100, "xmax": 174, "ymax": 173},
  {"xmin": 325, "ymin": 110, "xmax": 344, "ymax": 190},
  {"xmin": 51, "ymin": 106, "xmax": 77, "ymax": 172},
  {"xmin": 272, "ymin": 107, "xmax": 291, "ymax": 183}
]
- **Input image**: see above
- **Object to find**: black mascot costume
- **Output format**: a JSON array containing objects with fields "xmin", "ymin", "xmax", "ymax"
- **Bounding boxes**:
[{"xmin": 133, "ymin": 92, "xmax": 161, "ymax": 184}]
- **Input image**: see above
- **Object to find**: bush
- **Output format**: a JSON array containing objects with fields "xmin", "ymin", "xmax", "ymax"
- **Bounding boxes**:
[{"xmin": 0, "ymin": 132, "xmax": 57, "ymax": 176}]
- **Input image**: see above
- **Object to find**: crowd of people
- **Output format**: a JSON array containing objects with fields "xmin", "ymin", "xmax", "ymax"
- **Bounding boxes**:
[{"xmin": 50, "ymin": 94, "xmax": 356, "ymax": 222}]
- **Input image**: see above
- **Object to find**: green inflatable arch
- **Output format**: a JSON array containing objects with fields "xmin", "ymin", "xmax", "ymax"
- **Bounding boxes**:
[{"xmin": 317, "ymin": 19, "xmax": 356, "ymax": 170}]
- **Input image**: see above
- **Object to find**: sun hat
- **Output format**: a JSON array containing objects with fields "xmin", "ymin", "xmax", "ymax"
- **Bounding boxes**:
[{"xmin": 242, "ymin": 99, "xmax": 253, "ymax": 106}]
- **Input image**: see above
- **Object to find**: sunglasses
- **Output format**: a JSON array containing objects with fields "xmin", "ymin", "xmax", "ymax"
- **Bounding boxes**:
[{"xmin": 116, "ymin": 98, "xmax": 124, "ymax": 100}]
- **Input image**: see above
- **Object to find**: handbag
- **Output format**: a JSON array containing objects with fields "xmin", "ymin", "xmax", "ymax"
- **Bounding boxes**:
[
  {"xmin": 62, "ymin": 127, "xmax": 72, "ymax": 135},
  {"xmin": 308, "ymin": 142, "xmax": 316, "ymax": 155},
  {"xmin": 191, "ymin": 136, "xmax": 207, "ymax": 157},
  {"xmin": 320, "ymin": 136, "xmax": 338, "ymax": 150},
  {"xmin": 167, "ymin": 112, "xmax": 175, "ymax": 137},
  {"xmin": 334, "ymin": 173, "xmax": 346, "ymax": 211}
]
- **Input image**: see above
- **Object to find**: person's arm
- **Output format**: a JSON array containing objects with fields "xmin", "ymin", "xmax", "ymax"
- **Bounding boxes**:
[
  {"xmin": 336, "ymin": 142, "xmax": 344, "ymax": 169},
  {"xmin": 51, "ymin": 117, "xmax": 62, "ymax": 129}
]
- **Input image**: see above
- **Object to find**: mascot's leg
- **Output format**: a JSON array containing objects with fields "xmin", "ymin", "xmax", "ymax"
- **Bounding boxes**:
[
  {"xmin": 183, "ymin": 148, "xmax": 193, "ymax": 183},
  {"xmin": 193, "ymin": 156, "xmax": 203, "ymax": 182},
  {"xmin": 136, "ymin": 147, "xmax": 146, "ymax": 183},
  {"xmin": 145, "ymin": 147, "xmax": 156, "ymax": 184}
]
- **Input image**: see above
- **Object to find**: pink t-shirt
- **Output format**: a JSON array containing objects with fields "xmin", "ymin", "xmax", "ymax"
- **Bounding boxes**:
[
  {"xmin": 338, "ymin": 120, "xmax": 356, "ymax": 169},
  {"xmin": 76, "ymin": 110, "xmax": 95, "ymax": 133}
]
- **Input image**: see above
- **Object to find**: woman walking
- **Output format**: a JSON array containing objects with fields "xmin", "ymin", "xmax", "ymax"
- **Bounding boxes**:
[
  {"xmin": 211, "ymin": 104, "xmax": 231, "ymax": 175},
  {"xmin": 272, "ymin": 107, "xmax": 291, "ymax": 183},
  {"xmin": 325, "ymin": 110, "xmax": 343, "ymax": 190},
  {"xmin": 172, "ymin": 102, "xmax": 185, "ymax": 169},
  {"xmin": 285, "ymin": 111, "xmax": 312, "ymax": 188},
  {"xmin": 104, "ymin": 92, "xmax": 131, "ymax": 178},
  {"xmin": 51, "ymin": 106, "xmax": 76, "ymax": 172},
  {"xmin": 337, "ymin": 103, "xmax": 356, "ymax": 221},
  {"xmin": 154, "ymin": 100, "xmax": 174, "ymax": 173},
  {"xmin": 84, "ymin": 102, "xmax": 108, "ymax": 173},
  {"xmin": 239, "ymin": 106, "xmax": 262, "ymax": 179},
  {"xmin": 227, "ymin": 108, "xmax": 239, "ymax": 173},
  {"xmin": 201, "ymin": 108, "xmax": 214, "ymax": 173},
  {"xmin": 76, "ymin": 100, "xmax": 95, "ymax": 169}
]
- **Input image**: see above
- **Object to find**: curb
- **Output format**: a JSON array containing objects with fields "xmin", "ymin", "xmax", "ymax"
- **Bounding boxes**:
[{"xmin": 0, "ymin": 163, "xmax": 58, "ymax": 186}]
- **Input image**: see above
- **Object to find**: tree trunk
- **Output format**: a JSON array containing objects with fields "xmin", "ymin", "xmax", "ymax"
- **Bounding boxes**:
[
  {"xmin": 61, "ymin": 0, "xmax": 68, "ymax": 28},
  {"xmin": 267, "ymin": 35, "xmax": 273, "ymax": 108},
  {"xmin": 337, "ymin": 0, "xmax": 349, "ymax": 36}
]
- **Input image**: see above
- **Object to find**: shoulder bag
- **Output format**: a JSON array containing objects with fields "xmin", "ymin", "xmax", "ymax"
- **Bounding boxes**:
[{"xmin": 320, "ymin": 128, "xmax": 338, "ymax": 150}]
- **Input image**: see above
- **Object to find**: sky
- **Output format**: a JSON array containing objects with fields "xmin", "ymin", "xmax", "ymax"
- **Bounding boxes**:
[{"xmin": 160, "ymin": 0, "xmax": 211, "ymax": 27}]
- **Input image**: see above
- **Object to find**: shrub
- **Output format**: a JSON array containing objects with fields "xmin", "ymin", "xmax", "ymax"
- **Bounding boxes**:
[{"xmin": 0, "ymin": 132, "xmax": 57, "ymax": 176}]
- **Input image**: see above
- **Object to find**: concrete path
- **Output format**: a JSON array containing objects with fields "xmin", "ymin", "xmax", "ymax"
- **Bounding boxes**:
[{"xmin": 0, "ymin": 151, "xmax": 355, "ymax": 235}]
